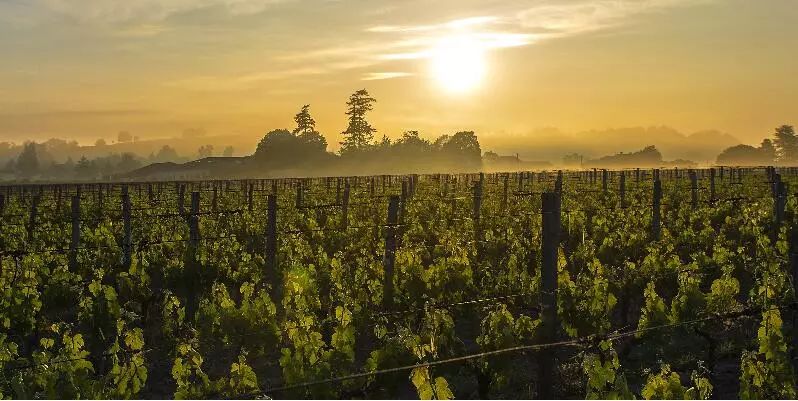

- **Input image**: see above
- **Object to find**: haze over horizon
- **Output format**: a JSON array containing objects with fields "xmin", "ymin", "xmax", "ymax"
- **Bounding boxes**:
[{"xmin": 1, "ymin": 0, "xmax": 796, "ymax": 147}]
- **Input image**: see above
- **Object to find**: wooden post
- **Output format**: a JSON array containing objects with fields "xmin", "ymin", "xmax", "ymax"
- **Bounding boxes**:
[
  {"xmin": 0, "ymin": 194, "xmax": 4, "ymax": 214},
  {"xmin": 27, "ymin": 194, "xmax": 39, "ymax": 242},
  {"xmin": 341, "ymin": 180, "xmax": 350, "ymax": 229},
  {"xmin": 265, "ymin": 195, "xmax": 281, "ymax": 310},
  {"xmin": 790, "ymin": 225, "xmax": 798, "ymax": 372},
  {"xmin": 502, "ymin": 174, "xmax": 509, "ymax": 208},
  {"xmin": 555, "ymin": 170, "xmax": 563, "ymax": 194},
  {"xmin": 619, "ymin": 172, "xmax": 626, "ymax": 208},
  {"xmin": 772, "ymin": 173, "xmax": 781, "ymax": 200},
  {"xmin": 212, "ymin": 187, "xmax": 218, "ymax": 212},
  {"xmin": 186, "ymin": 191, "xmax": 200, "ymax": 320},
  {"xmin": 383, "ymin": 196, "xmax": 399, "ymax": 312},
  {"xmin": 121, "ymin": 186, "xmax": 132, "ymax": 268},
  {"xmin": 774, "ymin": 181, "xmax": 787, "ymax": 233},
  {"xmin": 539, "ymin": 192, "xmax": 561, "ymax": 399},
  {"xmin": 97, "ymin": 185, "xmax": 104, "ymax": 216},
  {"xmin": 690, "ymin": 170, "xmax": 698, "ymax": 209},
  {"xmin": 602, "ymin": 169, "xmax": 608, "ymax": 193},
  {"xmin": 69, "ymin": 195, "xmax": 80, "ymax": 271},
  {"xmin": 635, "ymin": 168, "xmax": 640, "ymax": 184},
  {"xmin": 652, "ymin": 180, "xmax": 662, "ymax": 240},
  {"xmin": 247, "ymin": 183, "xmax": 254, "ymax": 212},
  {"xmin": 473, "ymin": 179, "xmax": 483, "ymax": 269},
  {"xmin": 178, "ymin": 184, "xmax": 185, "ymax": 215},
  {"xmin": 709, "ymin": 168, "xmax": 716, "ymax": 202},
  {"xmin": 295, "ymin": 181, "xmax": 303, "ymax": 209}
]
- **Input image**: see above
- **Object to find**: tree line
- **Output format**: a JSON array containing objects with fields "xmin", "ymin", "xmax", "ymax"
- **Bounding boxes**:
[
  {"xmin": 715, "ymin": 125, "xmax": 795, "ymax": 166},
  {"xmin": 250, "ymin": 89, "xmax": 482, "ymax": 175}
]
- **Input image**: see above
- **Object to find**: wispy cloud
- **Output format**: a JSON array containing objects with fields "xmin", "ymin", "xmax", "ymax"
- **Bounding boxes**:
[
  {"xmin": 156, "ymin": 0, "xmax": 710, "ymax": 91},
  {"xmin": 166, "ymin": 66, "xmax": 328, "ymax": 91},
  {"xmin": 38, "ymin": 0, "xmax": 292, "ymax": 23},
  {"xmin": 514, "ymin": 0, "xmax": 705, "ymax": 36},
  {"xmin": 362, "ymin": 72, "xmax": 413, "ymax": 81}
]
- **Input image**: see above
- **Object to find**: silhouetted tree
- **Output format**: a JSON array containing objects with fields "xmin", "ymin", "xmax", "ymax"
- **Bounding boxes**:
[
  {"xmin": 75, "ymin": 156, "xmax": 95, "ymax": 178},
  {"xmin": 293, "ymin": 105, "xmax": 316, "ymax": 135},
  {"xmin": 562, "ymin": 153, "xmax": 584, "ymax": 167},
  {"xmin": 117, "ymin": 153, "xmax": 142, "ymax": 172},
  {"xmin": 717, "ymin": 139, "xmax": 776, "ymax": 165},
  {"xmin": 340, "ymin": 89, "xmax": 376, "ymax": 154},
  {"xmin": 586, "ymin": 145, "xmax": 662, "ymax": 168},
  {"xmin": 153, "ymin": 145, "xmax": 179, "ymax": 163},
  {"xmin": 95, "ymin": 138, "xmax": 107, "ymax": 147},
  {"xmin": 439, "ymin": 131, "xmax": 481, "ymax": 170},
  {"xmin": 774, "ymin": 125, "xmax": 798, "ymax": 163},
  {"xmin": 16, "ymin": 142, "xmax": 40, "ymax": 176},
  {"xmin": 198, "ymin": 145, "xmax": 214, "ymax": 158},
  {"xmin": 255, "ymin": 129, "xmax": 329, "ymax": 168},
  {"xmin": 117, "ymin": 131, "xmax": 133, "ymax": 143},
  {"xmin": 223, "ymin": 146, "xmax": 234, "ymax": 157},
  {"xmin": 760, "ymin": 139, "xmax": 777, "ymax": 161}
]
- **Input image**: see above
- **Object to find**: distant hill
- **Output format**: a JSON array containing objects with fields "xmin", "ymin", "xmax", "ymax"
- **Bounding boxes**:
[{"xmin": 480, "ymin": 126, "xmax": 740, "ymax": 166}]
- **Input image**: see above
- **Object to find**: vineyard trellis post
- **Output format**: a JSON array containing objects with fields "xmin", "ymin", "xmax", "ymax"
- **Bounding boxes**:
[
  {"xmin": 212, "ymin": 187, "xmax": 218, "ymax": 212},
  {"xmin": 774, "ymin": 181, "xmax": 786, "ymax": 234},
  {"xmin": 710, "ymin": 168, "xmax": 716, "ymax": 203},
  {"xmin": 178, "ymin": 184, "xmax": 185, "ymax": 215},
  {"xmin": 27, "ymin": 193, "xmax": 39, "ymax": 242},
  {"xmin": 69, "ymin": 195, "xmax": 80, "ymax": 271},
  {"xmin": 619, "ymin": 172, "xmax": 626, "ymax": 208},
  {"xmin": 539, "ymin": 191, "xmax": 561, "ymax": 399},
  {"xmin": 652, "ymin": 179, "xmax": 662, "ymax": 240},
  {"xmin": 602, "ymin": 169, "xmax": 608, "ymax": 193},
  {"xmin": 502, "ymin": 174, "xmax": 509, "ymax": 208},
  {"xmin": 555, "ymin": 171, "xmax": 563, "ymax": 194},
  {"xmin": 97, "ymin": 185, "xmax": 104, "ymax": 217},
  {"xmin": 790, "ymin": 224, "xmax": 798, "ymax": 372},
  {"xmin": 0, "ymin": 194, "xmax": 4, "ymax": 214},
  {"xmin": 185, "ymin": 191, "xmax": 201, "ymax": 320},
  {"xmin": 296, "ymin": 180, "xmax": 303, "ymax": 209},
  {"xmin": 121, "ymin": 186, "xmax": 132, "ymax": 268},
  {"xmin": 383, "ymin": 196, "xmax": 399, "ymax": 313},
  {"xmin": 690, "ymin": 170, "xmax": 698, "ymax": 209},
  {"xmin": 473, "ymin": 179, "xmax": 483, "ymax": 270},
  {"xmin": 265, "ymin": 194, "xmax": 282, "ymax": 315},
  {"xmin": 341, "ymin": 180, "xmax": 350, "ymax": 229},
  {"xmin": 248, "ymin": 182, "xmax": 254, "ymax": 212}
]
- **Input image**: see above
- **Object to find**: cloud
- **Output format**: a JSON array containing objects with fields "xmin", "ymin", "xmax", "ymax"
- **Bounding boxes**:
[
  {"xmin": 162, "ymin": 0, "xmax": 709, "ymax": 92},
  {"xmin": 362, "ymin": 72, "xmax": 413, "ymax": 81},
  {"xmin": 515, "ymin": 0, "xmax": 707, "ymax": 36},
  {"xmin": 38, "ymin": 0, "xmax": 291, "ymax": 23},
  {"xmin": 166, "ymin": 67, "xmax": 329, "ymax": 91}
]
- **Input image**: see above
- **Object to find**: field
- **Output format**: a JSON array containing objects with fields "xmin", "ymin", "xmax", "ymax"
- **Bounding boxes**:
[{"xmin": 0, "ymin": 167, "xmax": 796, "ymax": 399}]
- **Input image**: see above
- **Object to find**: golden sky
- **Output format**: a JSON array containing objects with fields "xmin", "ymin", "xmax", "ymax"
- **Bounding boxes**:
[{"xmin": 0, "ymin": 0, "xmax": 796, "ymax": 147}]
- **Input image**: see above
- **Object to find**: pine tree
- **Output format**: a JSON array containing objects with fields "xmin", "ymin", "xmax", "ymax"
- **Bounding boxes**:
[
  {"xmin": 340, "ymin": 89, "xmax": 376, "ymax": 154},
  {"xmin": 293, "ymin": 105, "xmax": 316, "ymax": 135},
  {"xmin": 16, "ymin": 142, "xmax": 39, "ymax": 177},
  {"xmin": 773, "ymin": 125, "xmax": 798, "ymax": 163}
]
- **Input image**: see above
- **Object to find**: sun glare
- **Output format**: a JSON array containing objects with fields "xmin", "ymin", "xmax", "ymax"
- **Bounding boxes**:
[{"xmin": 429, "ymin": 35, "xmax": 486, "ymax": 93}]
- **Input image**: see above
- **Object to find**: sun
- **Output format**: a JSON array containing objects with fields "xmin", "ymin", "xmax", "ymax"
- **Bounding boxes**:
[{"xmin": 429, "ymin": 35, "xmax": 486, "ymax": 93}]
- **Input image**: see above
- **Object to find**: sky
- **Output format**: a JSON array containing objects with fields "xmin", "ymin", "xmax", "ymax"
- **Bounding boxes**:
[{"xmin": 0, "ymin": 0, "xmax": 796, "ymax": 148}]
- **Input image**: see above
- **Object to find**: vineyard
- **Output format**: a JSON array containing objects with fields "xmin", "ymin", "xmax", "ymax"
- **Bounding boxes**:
[{"xmin": 1, "ymin": 167, "xmax": 797, "ymax": 399}]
